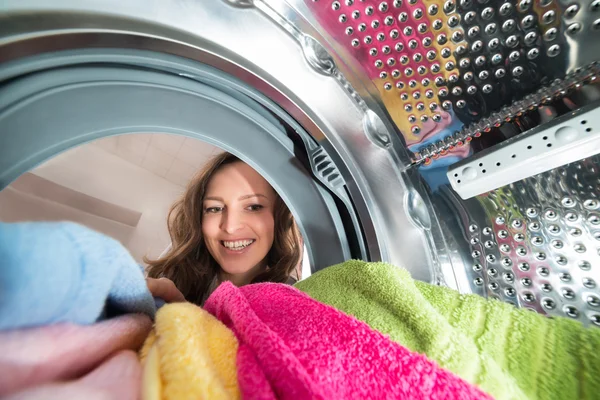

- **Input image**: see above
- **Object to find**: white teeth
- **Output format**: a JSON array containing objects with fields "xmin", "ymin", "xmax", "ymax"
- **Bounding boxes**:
[{"xmin": 223, "ymin": 239, "xmax": 254, "ymax": 250}]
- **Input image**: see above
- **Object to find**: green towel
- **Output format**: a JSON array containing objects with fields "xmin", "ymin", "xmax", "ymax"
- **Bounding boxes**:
[{"xmin": 295, "ymin": 260, "xmax": 600, "ymax": 400}]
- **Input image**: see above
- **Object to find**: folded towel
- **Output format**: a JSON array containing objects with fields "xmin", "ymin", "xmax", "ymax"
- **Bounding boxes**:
[
  {"xmin": 139, "ymin": 302, "xmax": 240, "ymax": 400},
  {"xmin": 295, "ymin": 260, "xmax": 600, "ymax": 400},
  {"xmin": 0, "ymin": 221, "xmax": 156, "ymax": 330},
  {"xmin": 204, "ymin": 281, "xmax": 492, "ymax": 400},
  {"xmin": 0, "ymin": 313, "xmax": 152, "ymax": 398}
]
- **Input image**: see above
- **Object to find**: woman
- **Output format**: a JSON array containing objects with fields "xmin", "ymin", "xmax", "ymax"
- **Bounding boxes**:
[{"xmin": 145, "ymin": 152, "xmax": 302, "ymax": 306}]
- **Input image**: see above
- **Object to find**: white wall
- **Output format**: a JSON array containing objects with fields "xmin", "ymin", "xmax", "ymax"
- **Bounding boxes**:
[{"xmin": 0, "ymin": 142, "xmax": 193, "ymax": 262}]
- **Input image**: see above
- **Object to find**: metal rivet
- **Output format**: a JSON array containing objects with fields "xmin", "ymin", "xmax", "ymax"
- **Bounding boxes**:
[
  {"xmin": 541, "ymin": 283, "xmax": 552, "ymax": 292},
  {"xmin": 364, "ymin": 36, "xmax": 373, "ymax": 44},
  {"xmin": 416, "ymin": 102, "xmax": 425, "ymax": 111},
  {"xmin": 502, "ymin": 19, "xmax": 516, "ymax": 33},
  {"xmin": 579, "ymin": 260, "xmax": 591, "ymax": 271},
  {"xmin": 523, "ymin": 293, "xmax": 535, "ymax": 303},
  {"xmin": 423, "ymin": 37, "xmax": 433, "ymax": 47},
  {"xmin": 433, "ymin": 19, "xmax": 443, "ymax": 30},
  {"xmin": 432, "ymin": 113, "xmax": 441, "ymax": 122},
  {"xmin": 377, "ymin": 32, "xmax": 385, "ymax": 41},
  {"xmin": 465, "ymin": 11, "xmax": 476, "ymax": 23},
  {"xmin": 543, "ymin": 298, "xmax": 556, "ymax": 309},
  {"xmin": 592, "ymin": 0, "xmax": 600, "ymax": 10},
  {"xmin": 448, "ymin": 16, "xmax": 460, "ymax": 28},
  {"xmin": 538, "ymin": 266, "xmax": 549, "ymax": 276},
  {"xmin": 398, "ymin": 12, "xmax": 408, "ymax": 22},
  {"xmin": 588, "ymin": 295, "xmax": 600, "ymax": 307},
  {"xmin": 379, "ymin": 1, "xmax": 389, "ymax": 11},
  {"xmin": 505, "ymin": 287, "xmax": 516, "ymax": 296},
  {"xmin": 371, "ymin": 20, "xmax": 380, "ymax": 29},
  {"xmin": 446, "ymin": 61, "xmax": 456, "ymax": 71},
  {"xmin": 489, "ymin": 282, "xmax": 499, "ymax": 291},
  {"xmin": 592, "ymin": 315, "xmax": 600, "ymax": 326},
  {"xmin": 562, "ymin": 288, "xmax": 575, "ymax": 299},
  {"xmin": 387, "ymin": 57, "xmax": 396, "ymax": 66},
  {"xmin": 521, "ymin": 15, "xmax": 535, "ymax": 29},
  {"xmin": 345, "ymin": 27, "xmax": 354, "ymax": 36},
  {"xmin": 339, "ymin": 14, "xmax": 347, "ymax": 23},
  {"xmin": 485, "ymin": 23, "xmax": 497, "ymax": 35},
  {"xmin": 414, "ymin": 8, "xmax": 424, "ymax": 19},
  {"xmin": 500, "ymin": 2, "xmax": 513, "ymax": 15},
  {"xmin": 503, "ymin": 272, "xmax": 514, "ymax": 283},
  {"xmin": 488, "ymin": 267, "xmax": 498, "ymax": 277},
  {"xmin": 565, "ymin": 4, "xmax": 579, "ymax": 17},
  {"xmin": 568, "ymin": 23, "xmax": 582, "ymax": 35},
  {"xmin": 544, "ymin": 27, "xmax": 558, "ymax": 41},
  {"xmin": 569, "ymin": 227, "xmax": 582, "ymax": 236},
  {"xmin": 393, "ymin": 0, "xmax": 402, "ymax": 7},
  {"xmin": 351, "ymin": 39, "xmax": 360, "ymax": 47},
  {"xmin": 374, "ymin": 59, "xmax": 383, "ymax": 68},
  {"xmin": 380, "ymin": 71, "xmax": 388, "ymax": 79},
  {"xmin": 527, "ymin": 48, "xmax": 540, "ymax": 60},
  {"xmin": 518, "ymin": 0, "xmax": 532, "ymax": 11},
  {"xmin": 392, "ymin": 69, "xmax": 400, "ymax": 78},
  {"xmin": 474, "ymin": 277, "xmax": 484, "ymax": 285},
  {"xmin": 512, "ymin": 66, "xmax": 524, "ymax": 77},
  {"xmin": 444, "ymin": 0, "xmax": 455, "ymax": 13},
  {"xmin": 486, "ymin": 254, "xmax": 496, "ymax": 263},
  {"xmin": 584, "ymin": 199, "xmax": 598, "ymax": 209},
  {"xmin": 574, "ymin": 243, "xmax": 587, "ymax": 253},
  {"xmin": 560, "ymin": 272, "xmax": 571, "ymax": 282},
  {"xmin": 411, "ymin": 126, "xmax": 421, "ymax": 134},
  {"xmin": 456, "ymin": 99, "xmax": 467, "ymax": 108},
  {"xmin": 397, "ymin": 82, "xmax": 405, "ymax": 90},
  {"xmin": 438, "ymin": 34, "xmax": 448, "ymax": 45},
  {"xmin": 384, "ymin": 82, "xmax": 392, "ymax": 90},
  {"xmin": 441, "ymin": 48, "xmax": 451, "ymax": 58},
  {"xmin": 564, "ymin": 305, "xmax": 579, "ymax": 318},
  {"xmin": 506, "ymin": 35, "xmax": 519, "ymax": 48},
  {"xmin": 366, "ymin": 6, "xmax": 374, "ymax": 15},
  {"xmin": 481, "ymin": 7, "xmax": 494, "ymax": 19},
  {"xmin": 429, "ymin": 4, "xmax": 438, "ymax": 15},
  {"xmin": 395, "ymin": 42, "xmax": 404, "ymax": 52},
  {"xmin": 332, "ymin": 1, "xmax": 341, "ymax": 11},
  {"xmin": 489, "ymin": 38, "xmax": 500, "ymax": 50},
  {"xmin": 542, "ymin": 10, "xmax": 556, "ymax": 25},
  {"xmin": 390, "ymin": 29, "xmax": 399, "ymax": 38},
  {"xmin": 584, "ymin": 278, "xmax": 596, "ymax": 288},
  {"xmin": 500, "ymin": 244, "xmax": 510, "ymax": 253},
  {"xmin": 498, "ymin": 229, "xmax": 508, "ymax": 238},
  {"xmin": 409, "ymin": 40, "xmax": 418, "ymax": 49},
  {"xmin": 473, "ymin": 263, "xmax": 483, "ymax": 272},
  {"xmin": 442, "ymin": 100, "xmax": 452, "ymax": 110}
]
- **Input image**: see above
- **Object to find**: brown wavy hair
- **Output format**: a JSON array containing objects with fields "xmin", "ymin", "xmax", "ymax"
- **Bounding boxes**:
[{"xmin": 145, "ymin": 151, "xmax": 302, "ymax": 305}]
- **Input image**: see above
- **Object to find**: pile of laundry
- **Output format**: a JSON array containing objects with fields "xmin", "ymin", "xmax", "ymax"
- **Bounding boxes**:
[{"xmin": 1, "ymin": 221, "xmax": 599, "ymax": 400}]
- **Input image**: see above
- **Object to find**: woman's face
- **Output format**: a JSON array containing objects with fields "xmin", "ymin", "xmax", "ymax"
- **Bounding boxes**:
[{"xmin": 202, "ymin": 161, "xmax": 276, "ymax": 283}]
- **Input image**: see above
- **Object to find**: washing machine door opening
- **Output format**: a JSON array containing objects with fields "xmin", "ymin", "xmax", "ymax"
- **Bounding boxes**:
[{"xmin": 0, "ymin": 48, "xmax": 370, "ymax": 275}]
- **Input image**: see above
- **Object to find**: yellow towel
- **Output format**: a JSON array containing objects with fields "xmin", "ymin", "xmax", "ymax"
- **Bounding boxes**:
[{"xmin": 139, "ymin": 302, "xmax": 240, "ymax": 400}]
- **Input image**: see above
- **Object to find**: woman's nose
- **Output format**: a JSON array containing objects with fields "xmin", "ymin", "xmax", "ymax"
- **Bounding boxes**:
[{"xmin": 220, "ymin": 210, "xmax": 244, "ymax": 234}]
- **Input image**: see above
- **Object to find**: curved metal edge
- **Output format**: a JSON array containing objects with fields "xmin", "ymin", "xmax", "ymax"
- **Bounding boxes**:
[
  {"xmin": 0, "ymin": 1, "xmax": 448, "ymax": 284},
  {"xmin": 0, "ymin": 61, "xmax": 350, "ymax": 272}
]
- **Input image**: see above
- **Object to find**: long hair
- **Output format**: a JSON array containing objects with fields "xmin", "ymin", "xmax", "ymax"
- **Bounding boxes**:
[{"xmin": 145, "ymin": 151, "xmax": 302, "ymax": 305}]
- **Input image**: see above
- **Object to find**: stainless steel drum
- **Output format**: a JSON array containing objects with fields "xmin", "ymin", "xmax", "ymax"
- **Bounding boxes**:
[{"xmin": 1, "ymin": 0, "xmax": 599, "ymax": 326}]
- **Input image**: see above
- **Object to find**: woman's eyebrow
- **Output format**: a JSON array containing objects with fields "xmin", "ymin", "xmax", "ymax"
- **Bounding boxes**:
[
  {"xmin": 204, "ymin": 194, "xmax": 268, "ymax": 202},
  {"xmin": 239, "ymin": 193, "xmax": 268, "ymax": 201}
]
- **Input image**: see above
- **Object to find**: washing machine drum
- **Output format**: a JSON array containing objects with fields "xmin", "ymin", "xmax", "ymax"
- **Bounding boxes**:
[{"xmin": 2, "ymin": 1, "xmax": 600, "ymax": 326}]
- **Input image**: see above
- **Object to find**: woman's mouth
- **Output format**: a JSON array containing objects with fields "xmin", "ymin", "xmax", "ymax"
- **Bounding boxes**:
[{"xmin": 221, "ymin": 239, "xmax": 255, "ymax": 251}]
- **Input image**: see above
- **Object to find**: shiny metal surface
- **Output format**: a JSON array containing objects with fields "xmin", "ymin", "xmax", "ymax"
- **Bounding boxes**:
[
  {"xmin": 0, "ymin": 0, "xmax": 453, "ymax": 286},
  {"xmin": 286, "ymin": 0, "xmax": 600, "ymax": 163},
  {"xmin": 435, "ymin": 154, "xmax": 600, "ymax": 326}
]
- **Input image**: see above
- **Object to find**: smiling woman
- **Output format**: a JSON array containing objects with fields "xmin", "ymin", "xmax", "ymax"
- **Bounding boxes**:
[{"xmin": 145, "ymin": 152, "xmax": 303, "ymax": 306}]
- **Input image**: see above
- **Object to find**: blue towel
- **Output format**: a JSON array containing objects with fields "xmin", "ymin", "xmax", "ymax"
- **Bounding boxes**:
[{"xmin": 0, "ymin": 221, "xmax": 156, "ymax": 330}]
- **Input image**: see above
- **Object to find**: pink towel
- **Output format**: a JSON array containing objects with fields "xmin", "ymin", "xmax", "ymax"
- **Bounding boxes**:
[{"xmin": 204, "ymin": 282, "xmax": 493, "ymax": 400}]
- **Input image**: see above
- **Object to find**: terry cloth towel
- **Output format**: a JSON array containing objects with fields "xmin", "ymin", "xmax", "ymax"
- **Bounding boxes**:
[
  {"xmin": 204, "ymin": 281, "xmax": 492, "ymax": 400},
  {"xmin": 139, "ymin": 302, "xmax": 240, "ymax": 400},
  {"xmin": 295, "ymin": 260, "xmax": 600, "ymax": 400},
  {"xmin": 0, "ymin": 313, "xmax": 152, "ymax": 399},
  {"xmin": 0, "ymin": 221, "xmax": 156, "ymax": 331}
]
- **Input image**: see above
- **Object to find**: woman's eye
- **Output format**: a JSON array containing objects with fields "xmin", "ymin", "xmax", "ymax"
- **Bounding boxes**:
[
  {"xmin": 205, "ymin": 207, "xmax": 222, "ymax": 214},
  {"xmin": 247, "ymin": 204, "xmax": 264, "ymax": 211}
]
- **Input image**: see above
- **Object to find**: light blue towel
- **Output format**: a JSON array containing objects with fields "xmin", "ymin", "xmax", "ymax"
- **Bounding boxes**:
[{"xmin": 0, "ymin": 221, "xmax": 156, "ymax": 330}]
